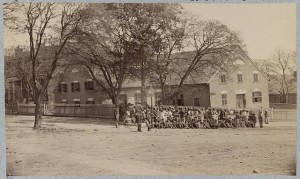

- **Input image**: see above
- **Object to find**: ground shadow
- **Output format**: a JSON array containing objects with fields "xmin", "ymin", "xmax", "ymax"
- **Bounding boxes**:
[{"xmin": 43, "ymin": 116, "xmax": 115, "ymax": 126}]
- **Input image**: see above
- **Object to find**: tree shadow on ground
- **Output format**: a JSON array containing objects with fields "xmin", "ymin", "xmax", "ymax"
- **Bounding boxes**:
[{"xmin": 42, "ymin": 116, "xmax": 115, "ymax": 126}]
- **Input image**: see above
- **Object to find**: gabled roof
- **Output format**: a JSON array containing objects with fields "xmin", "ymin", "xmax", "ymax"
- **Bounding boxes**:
[
  {"xmin": 236, "ymin": 46, "xmax": 270, "ymax": 81},
  {"xmin": 165, "ymin": 51, "xmax": 219, "ymax": 85},
  {"xmin": 208, "ymin": 46, "xmax": 270, "ymax": 83}
]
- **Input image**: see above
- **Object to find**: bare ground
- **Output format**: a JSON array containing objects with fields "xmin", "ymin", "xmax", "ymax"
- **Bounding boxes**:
[{"xmin": 6, "ymin": 115, "xmax": 296, "ymax": 176}]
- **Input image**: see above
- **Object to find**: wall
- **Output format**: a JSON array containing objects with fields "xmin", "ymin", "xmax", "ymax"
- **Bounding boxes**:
[
  {"xmin": 120, "ymin": 87, "xmax": 161, "ymax": 106},
  {"xmin": 269, "ymin": 93, "xmax": 297, "ymax": 104},
  {"xmin": 209, "ymin": 58, "xmax": 270, "ymax": 109},
  {"xmin": 54, "ymin": 66, "xmax": 107, "ymax": 104}
]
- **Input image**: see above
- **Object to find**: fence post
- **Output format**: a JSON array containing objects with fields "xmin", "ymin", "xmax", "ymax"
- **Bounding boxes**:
[{"xmin": 271, "ymin": 107, "xmax": 274, "ymax": 122}]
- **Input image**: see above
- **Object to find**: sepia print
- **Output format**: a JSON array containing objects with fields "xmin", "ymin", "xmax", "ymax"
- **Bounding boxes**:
[{"xmin": 4, "ymin": 2, "xmax": 297, "ymax": 176}]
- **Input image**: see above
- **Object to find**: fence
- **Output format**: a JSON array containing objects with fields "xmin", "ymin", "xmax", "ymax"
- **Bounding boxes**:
[
  {"xmin": 272, "ymin": 109, "xmax": 297, "ymax": 122},
  {"xmin": 53, "ymin": 104, "xmax": 115, "ymax": 118},
  {"xmin": 5, "ymin": 103, "xmax": 115, "ymax": 118},
  {"xmin": 5, "ymin": 104, "xmax": 44, "ymax": 115},
  {"xmin": 270, "ymin": 103, "xmax": 297, "ymax": 109},
  {"xmin": 5, "ymin": 103, "xmax": 296, "ymax": 121}
]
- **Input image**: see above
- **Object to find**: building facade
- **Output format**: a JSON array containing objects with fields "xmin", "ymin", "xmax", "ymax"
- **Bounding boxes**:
[
  {"xmin": 209, "ymin": 58, "xmax": 270, "ymax": 109},
  {"xmin": 54, "ymin": 66, "xmax": 108, "ymax": 104},
  {"xmin": 54, "ymin": 53, "xmax": 270, "ymax": 109}
]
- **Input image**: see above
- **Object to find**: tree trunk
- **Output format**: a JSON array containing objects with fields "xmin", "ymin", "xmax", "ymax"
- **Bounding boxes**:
[
  {"xmin": 161, "ymin": 86, "xmax": 166, "ymax": 105},
  {"xmin": 141, "ymin": 61, "xmax": 147, "ymax": 105},
  {"xmin": 286, "ymin": 93, "xmax": 289, "ymax": 104},
  {"xmin": 33, "ymin": 95, "xmax": 42, "ymax": 129},
  {"xmin": 141, "ymin": 75, "xmax": 147, "ymax": 105},
  {"xmin": 112, "ymin": 95, "xmax": 119, "ymax": 106}
]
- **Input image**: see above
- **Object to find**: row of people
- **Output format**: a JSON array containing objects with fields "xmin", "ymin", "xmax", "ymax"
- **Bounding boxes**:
[{"xmin": 115, "ymin": 104, "xmax": 269, "ymax": 131}]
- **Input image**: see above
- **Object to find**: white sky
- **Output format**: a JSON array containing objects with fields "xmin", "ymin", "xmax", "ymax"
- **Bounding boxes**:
[
  {"xmin": 4, "ymin": 3, "xmax": 296, "ymax": 60},
  {"xmin": 182, "ymin": 3, "xmax": 296, "ymax": 60}
]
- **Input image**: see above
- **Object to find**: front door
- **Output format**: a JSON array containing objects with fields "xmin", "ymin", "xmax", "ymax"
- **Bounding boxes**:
[{"xmin": 236, "ymin": 94, "xmax": 246, "ymax": 109}]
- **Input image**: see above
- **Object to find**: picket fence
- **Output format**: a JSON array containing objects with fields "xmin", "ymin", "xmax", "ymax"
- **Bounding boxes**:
[
  {"xmin": 53, "ymin": 104, "xmax": 115, "ymax": 118},
  {"xmin": 5, "ymin": 104, "xmax": 296, "ymax": 121}
]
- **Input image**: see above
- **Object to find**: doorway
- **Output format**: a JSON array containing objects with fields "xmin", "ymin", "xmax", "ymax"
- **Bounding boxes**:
[{"xmin": 236, "ymin": 94, "xmax": 246, "ymax": 109}]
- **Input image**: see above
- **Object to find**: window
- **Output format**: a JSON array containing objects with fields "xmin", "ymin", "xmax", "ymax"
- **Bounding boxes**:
[
  {"xmin": 237, "ymin": 74, "xmax": 243, "ymax": 83},
  {"xmin": 58, "ymin": 83, "xmax": 67, "ymax": 92},
  {"xmin": 253, "ymin": 74, "xmax": 258, "ymax": 82},
  {"xmin": 71, "ymin": 82, "xmax": 80, "ymax": 92},
  {"xmin": 86, "ymin": 98, "xmax": 95, "ymax": 104},
  {"xmin": 252, "ymin": 91, "xmax": 262, "ymax": 103},
  {"xmin": 177, "ymin": 94, "xmax": 184, "ymax": 106},
  {"xmin": 155, "ymin": 92, "xmax": 161, "ymax": 105},
  {"xmin": 85, "ymin": 80, "xmax": 94, "ymax": 91},
  {"xmin": 220, "ymin": 75, "xmax": 226, "ymax": 83},
  {"xmin": 73, "ymin": 99, "xmax": 80, "ymax": 105},
  {"xmin": 222, "ymin": 94, "xmax": 227, "ymax": 106},
  {"xmin": 134, "ymin": 93, "xmax": 141, "ymax": 104},
  {"xmin": 194, "ymin": 98, "xmax": 200, "ymax": 106},
  {"xmin": 61, "ymin": 99, "xmax": 68, "ymax": 104},
  {"xmin": 119, "ymin": 94, "xmax": 127, "ymax": 104}
]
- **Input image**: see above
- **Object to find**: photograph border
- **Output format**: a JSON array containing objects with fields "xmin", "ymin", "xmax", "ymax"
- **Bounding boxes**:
[{"xmin": 0, "ymin": 0, "xmax": 298, "ymax": 179}]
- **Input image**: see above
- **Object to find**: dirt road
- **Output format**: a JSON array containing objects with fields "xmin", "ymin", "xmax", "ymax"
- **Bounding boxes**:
[{"xmin": 6, "ymin": 115, "xmax": 296, "ymax": 176}]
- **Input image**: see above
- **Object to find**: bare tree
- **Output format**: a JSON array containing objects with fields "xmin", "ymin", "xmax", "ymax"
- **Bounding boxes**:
[
  {"xmin": 154, "ymin": 19, "xmax": 244, "ymax": 104},
  {"xmin": 260, "ymin": 50, "xmax": 296, "ymax": 103},
  {"xmin": 3, "ymin": 3, "xmax": 21, "ymax": 27},
  {"xmin": 65, "ymin": 4, "xmax": 132, "ymax": 105},
  {"xmin": 5, "ymin": 3, "xmax": 87, "ymax": 129}
]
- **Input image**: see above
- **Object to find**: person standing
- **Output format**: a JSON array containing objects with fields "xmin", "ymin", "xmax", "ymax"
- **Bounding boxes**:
[
  {"xmin": 264, "ymin": 110, "xmax": 269, "ymax": 124},
  {"xmin": 134, "ymin": 103, "xmax": 143, "ymax": 132},
  {"xmin": 259, "ymin": 108, "xmax": 264, "ymax": 128}
]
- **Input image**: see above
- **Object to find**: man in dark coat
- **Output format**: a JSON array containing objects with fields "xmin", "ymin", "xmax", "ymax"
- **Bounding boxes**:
[{"xmin": 134, "ymin": 103, "xmax": 143, "ymax": 132}]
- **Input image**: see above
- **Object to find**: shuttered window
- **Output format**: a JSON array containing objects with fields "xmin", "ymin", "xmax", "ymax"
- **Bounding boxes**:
[
  {"xmin": 220, "ymin": 75, "xmax": 226, "ymax": 83},
  {"xmin": 71, "ymin": 82, "xmax": 80, "ymax": 92},
  {"xmin": 237, "ymin": 74, "xmax": 243, "ymax": 83},
  {"xmin": 253, "ymin": 74, "xmax": 258, "ymax": 82},
  {"xmin": 222, "ymin": 94, "xmax": 227, "ymax": 106},
  {"xmin": 85, "ymin": 81, "xmax": 94, "ymax": 91},
  {"xmin": 252, "ymin": 92, "xmax": 262, "ymax": 103}
]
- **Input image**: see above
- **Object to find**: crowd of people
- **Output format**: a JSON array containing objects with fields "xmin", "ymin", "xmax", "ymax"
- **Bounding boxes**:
[{"xmin": 114, "ymin": 104, "xmax": 270, "ymax": 132}]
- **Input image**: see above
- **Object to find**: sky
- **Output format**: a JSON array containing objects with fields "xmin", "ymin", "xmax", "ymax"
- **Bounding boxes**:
[
  {"xmin": 181, "ymin": 3, "xmax": 296, "ymax": 60},
  {"xmin": 4, "ymin": 3, "xmax": 296, "ymax": 60}
]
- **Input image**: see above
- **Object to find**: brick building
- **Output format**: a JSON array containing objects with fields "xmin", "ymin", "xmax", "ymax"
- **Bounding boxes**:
[
  {"xmin": 54, "ymin": 49, "xmax": 270, "ymax": 109},
  {"xmin": 7, "ymin": 46, "xmax": 270, "ymax": 110},
  {"xmin": 54, "ymin": 65, "xmax": 108, "ymax": 104}
]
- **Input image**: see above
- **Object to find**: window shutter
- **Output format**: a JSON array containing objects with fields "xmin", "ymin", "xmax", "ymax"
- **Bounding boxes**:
[
  {"xmin": 91, "ymin": 82, "xmax": 94, "ymax": 90},
  {"xmin": 78, "ymin": 83, "xmax": 80, "ymax": 92},
  {"xmin": 259, "ymin": 92, "xmax": 262, "ymax": 102},
  {"xmin": 85, "ymin": 82, "xmax": 87, "ymax": 90},
  {"xmin": 252, "ymin": 92, "xmax": 255, "ymax": 103},
  {"xmin": 71, "ymin": 83, "xmax": 74, "ymax": 92},
  {"xmin": 58, "ymin": 84, "xmax": 61, "ymax": 92}
]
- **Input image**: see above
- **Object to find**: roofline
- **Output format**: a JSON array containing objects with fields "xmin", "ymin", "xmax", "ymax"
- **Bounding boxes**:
[
  {"xmin": 207, "ymin": 69, "xmax": 219, "ymax": 83},
  {"xmin": 208, "ymin": 46, "xmax": 270, "ymax": 83},
  {"xmin": 237, "ymin": 46, "xmax": 270, "ymax": 81}
]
